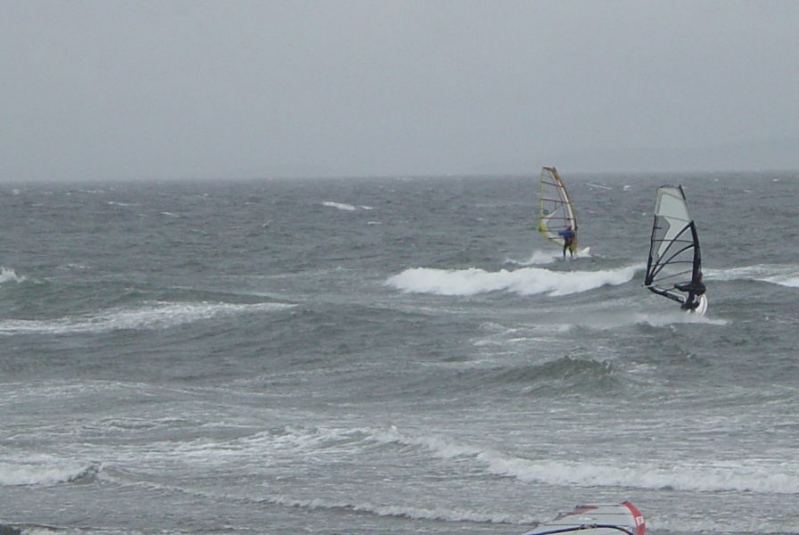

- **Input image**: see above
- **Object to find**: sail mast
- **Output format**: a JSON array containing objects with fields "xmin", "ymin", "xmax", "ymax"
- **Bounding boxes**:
[
  {"xmin": 644, "ymin": 185, "xmax": 706, "ymax": 312},
  {"xmin": 537, "ymin": 166, "xmax": 577, "ymax": 246}
]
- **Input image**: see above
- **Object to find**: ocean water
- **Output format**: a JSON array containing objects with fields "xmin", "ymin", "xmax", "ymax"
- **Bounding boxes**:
[{"xmin": 0, "ymin": 173, "xmax": 797, "ymax": 535}]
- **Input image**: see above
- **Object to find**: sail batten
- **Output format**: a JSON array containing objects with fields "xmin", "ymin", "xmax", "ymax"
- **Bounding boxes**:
[
  {"xmin": 537, "ymin": 166, "xmax": 577, "ymax": 250},
  {"xmin": 644, "ymin": 185, "xmax": 706, "ymax": 313}
]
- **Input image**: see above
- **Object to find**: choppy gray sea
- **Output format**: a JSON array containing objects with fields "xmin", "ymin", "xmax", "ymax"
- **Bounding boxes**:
[{"xmin": 1, "ymin": 173, "xmax": 797, "ymax": 534}]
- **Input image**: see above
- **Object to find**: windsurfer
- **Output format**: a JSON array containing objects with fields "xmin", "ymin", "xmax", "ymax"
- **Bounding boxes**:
[
  {"xmin": 558, "ymin": 224, "xmax": 576, "ymax": 259},
  {"xmin": 677, "ymin": 272, "xmax": 706, "ymax": 310}
]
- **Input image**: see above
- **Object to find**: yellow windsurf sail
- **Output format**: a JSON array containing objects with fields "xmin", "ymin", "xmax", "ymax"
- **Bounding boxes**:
[{"xmin": 537, "ymin": 166, "xmax": 578, "ymax": 252}]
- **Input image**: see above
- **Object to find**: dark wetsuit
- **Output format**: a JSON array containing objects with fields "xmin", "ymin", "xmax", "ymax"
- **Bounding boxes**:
[{"xmin": 677, "ymin": 280, "xmax": 706, "ymax": 310}]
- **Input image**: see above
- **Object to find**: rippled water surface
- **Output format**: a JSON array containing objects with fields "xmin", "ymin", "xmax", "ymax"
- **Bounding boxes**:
[{"xmin": 1, "ymin": 173, "xmax": 797, "ymax": 534}]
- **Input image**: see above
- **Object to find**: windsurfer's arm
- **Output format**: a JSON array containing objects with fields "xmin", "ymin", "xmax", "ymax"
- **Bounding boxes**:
[
  {"xmin": 676, "ymin": 281, "xmax": 706, "ymax": 295},
  {"xmin": 695, "ymin": 281, "xmax": 706, "ymax": 295}
]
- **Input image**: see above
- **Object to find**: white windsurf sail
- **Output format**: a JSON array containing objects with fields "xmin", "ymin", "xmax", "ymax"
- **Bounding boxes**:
[
  {"xmin": 522, "ymin": 502, "xmax": 646, "ymax": 535},
  {"xmin": 537, "ymin": 166, "xmax": 578, "ymax": 252},
  {"xmin": 644, "ymin": 185, "xmax": 706, "ymax": 314}
]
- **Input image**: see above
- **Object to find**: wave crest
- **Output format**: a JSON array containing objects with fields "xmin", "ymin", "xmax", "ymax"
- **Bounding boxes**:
[
  {"xmin": 0, "ymin": 458, "xmax": 101, "ymax": 487},
  {"xmin": 385, "ymin": 265, "xmax": 641, "ymax": 297},
  {"xmin": 0, "ymin": 267, "xmax": 25, "ymax": 284},
  {"xmin": 372, "ymin": 428, "xmax": 799, "ymax": 494},
  {"xmin": 708, "ymin": 264, "xmax": 799, "ymax": 288}
]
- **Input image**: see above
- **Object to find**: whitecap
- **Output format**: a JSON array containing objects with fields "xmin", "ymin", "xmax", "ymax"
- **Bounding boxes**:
[
  {"xmin": 385, "ymin": 264, "xmax": 640, "ymax": 297},
  {"xmin": 707, "ymin": 264, "xmax": 799, "ymax": 288},
  {"xmin": 322, "ymin": 201, "xmax": 357, "ymax": 211},
  {"xmin": 370, "ymin": 427, "xmax": 799, "ymax": 494},
  {"xmin": 0, "ymin": 456, "xmax": 100, "ymax": 487},
  {"xmin": 0, "ymin": 266, "xmax": 25, "ymax": 284}
]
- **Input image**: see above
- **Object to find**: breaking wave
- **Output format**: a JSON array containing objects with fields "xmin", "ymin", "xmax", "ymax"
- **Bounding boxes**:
[
  {"xmin": 370, "ymin": 427, "xmax": 799, "ymax": 495},
  {"xmin": 0, "ymin": 266, "xmax": 25, "ymax": 284},
  {"xmin": 211, "ymin": 424, "xmax": 799, "ymax": 495},
  {"xmin": 0, "ymin": 457, "xmax": 100, "ymax": 487},
  {"xmin": 708, "ymin": 264, "xmax": 799, "ymax": 288},
  {"xmin": 385, "ymin": 264, "xmax": 640, "ymax": 297}
]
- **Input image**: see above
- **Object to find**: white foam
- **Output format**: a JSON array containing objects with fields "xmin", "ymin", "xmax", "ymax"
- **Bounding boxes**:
[
  {"xmin": 631, "ymin": 311, "xmax": 728, "ymax": 327},
  {"xmin": 478, "ymin": 456, "xmax": 799, "ymax": 494},
  {"xmin": 556, "ymin": 309, "xmax": 728, "ymax": 330},
  {"xmin": 100, "ymin": 465, "xmax": 535, "ymax": 527},
  {"xmin": 768, "ymin": 275, "xmax": 799, "ymax": 288},
  {"xmin": 320, "ymin": 201, "xmax": 375, "ymax": 212},
  {"xmin": 265, "ymin": 494, "xmax": 532, "ymax": 524},
  {"xmin": 708, "ymin": 264, "xmax": 799, "ymax": 288},
  {"xmin": 322, "ymin": 201, "xmax": 357, "ymax": 211},
  {"xmin": 0, "ymin": 456, "xmax": 99, "ymax": 486},
  {"xmin": 385, "ymin": 264, "xmax": 640, "ymax": 297},
  {"xmin": 371, "ymin": 428, "xmax": 799, "ymax": 494},
  {"xmin": 0, "ymin": 266, "xmax": 25, "ymax": 284},
  {"xmin": 0, "ymin": 301, "xmax": 294, "ymax": 335}
]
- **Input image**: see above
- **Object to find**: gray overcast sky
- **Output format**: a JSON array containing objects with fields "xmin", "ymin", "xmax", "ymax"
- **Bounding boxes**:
[{"xmin": 1, "ymin": 0, "xmax": 798, "ymax": 181}]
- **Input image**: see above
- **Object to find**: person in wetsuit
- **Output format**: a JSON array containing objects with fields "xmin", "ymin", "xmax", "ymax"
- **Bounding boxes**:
[
  {"xmin": 677, "ymin": 271, "xmax": 706, "ymax": 310},
  {"xmin": 558, "ymin": 224, "xmax": 576, "ymax": 259}
]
